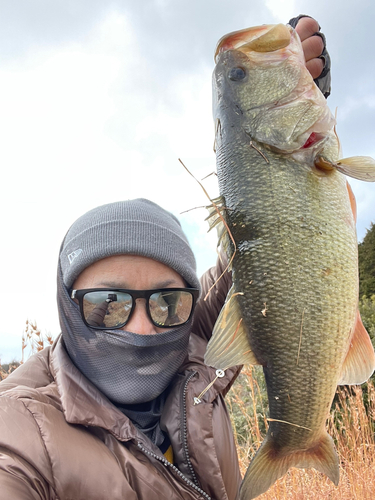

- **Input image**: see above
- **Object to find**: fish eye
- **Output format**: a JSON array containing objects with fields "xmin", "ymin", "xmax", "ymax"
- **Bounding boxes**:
[{"xmin": 228, "ymin": 67, "xmax": 246, "ymax": 81}]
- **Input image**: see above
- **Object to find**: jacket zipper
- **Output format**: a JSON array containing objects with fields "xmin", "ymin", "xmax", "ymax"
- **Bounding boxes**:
[
  {"xmin": 137, "ymin": 370, "xmax": 212, "ymax": 500},
  {"xmin": 181, "ymin": 371, "xmax": 200, "ymax": 486},
  {"xmin": 136, "ymin": 441, "xmax": 211, "ymax": 500}
]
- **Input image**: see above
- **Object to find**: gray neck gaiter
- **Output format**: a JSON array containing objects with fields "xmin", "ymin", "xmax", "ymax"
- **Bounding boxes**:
[{"xmin": 57, "ymin": 264, "xmax": 191, "ymax": 407}]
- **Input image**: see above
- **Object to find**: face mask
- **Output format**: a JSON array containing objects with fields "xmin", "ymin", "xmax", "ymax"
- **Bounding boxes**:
[{"xmin": 57, "ymin": 264, "xmax": 191, "ymax": 405}]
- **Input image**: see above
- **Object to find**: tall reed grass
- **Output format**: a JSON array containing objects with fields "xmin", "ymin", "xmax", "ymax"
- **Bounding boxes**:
[
  {"xmin": 0, "ymin": 321, "xmax": 54, "ymax": 380},
  {"xmin": 21, "ymin": 319, "xmax": 54, "ymax": 363},
  {"xmin": 226, "ymin": 366, "xmax": 375, "ymax": 499}
]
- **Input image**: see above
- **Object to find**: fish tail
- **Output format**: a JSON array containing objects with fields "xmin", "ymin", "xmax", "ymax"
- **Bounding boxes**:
[{"xmin": 240, "ymin": 432, "xmax": 339, "ymax": 500}]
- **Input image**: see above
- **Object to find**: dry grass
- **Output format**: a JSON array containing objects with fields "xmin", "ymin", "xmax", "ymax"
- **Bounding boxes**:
[
  {"xmin": 0, "ymin": 363, "xmax": 8, "ymax": 381},
  {"xmin": 21, "ymin": 319, "xmax": 54, "ymax": 363},
  {"xmin": 226, "ymin": 366, "xmax": 375, "ymax": 499},
  {"xmin": 0, "ymin": 320, "xmax": 54, "ymax": 379}
]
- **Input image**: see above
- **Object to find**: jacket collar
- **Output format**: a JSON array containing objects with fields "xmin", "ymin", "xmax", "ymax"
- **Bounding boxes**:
[
  {"xmin": 50, "ymin": 337, "xmax": 151, "ymax": 446},
  {"xmin": 50, "ymin": 334, "xmax": 240, "ymax": 447}
]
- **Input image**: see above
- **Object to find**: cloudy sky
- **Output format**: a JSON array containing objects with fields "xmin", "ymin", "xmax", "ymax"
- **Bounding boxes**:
[{"xmin": 1, "ymin": 0, "xmax": 374, "ymax": 363}]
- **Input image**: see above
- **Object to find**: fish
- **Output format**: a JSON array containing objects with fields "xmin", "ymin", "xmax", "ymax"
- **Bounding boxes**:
[{"xmin": 204, "ymin": 23, "xmax": 375, "ymax": 500}]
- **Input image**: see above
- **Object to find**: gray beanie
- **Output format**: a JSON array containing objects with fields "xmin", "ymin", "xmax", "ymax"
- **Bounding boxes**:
[{"xmin": 60, "ymin": 198, "xmax": 200, "ymax": 291}]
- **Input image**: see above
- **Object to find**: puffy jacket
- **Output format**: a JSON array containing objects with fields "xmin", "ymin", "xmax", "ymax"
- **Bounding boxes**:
[{"xmin": 0, "ymin": 260, "xmax": 242, "ymax": 500}]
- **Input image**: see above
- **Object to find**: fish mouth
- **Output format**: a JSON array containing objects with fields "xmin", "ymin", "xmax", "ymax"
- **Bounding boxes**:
[{"xmin": 214, "ymin": 24, "xmax": 292, "ymax": 62}]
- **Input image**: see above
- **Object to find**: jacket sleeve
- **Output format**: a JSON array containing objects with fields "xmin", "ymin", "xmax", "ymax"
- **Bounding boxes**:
[
  {"xmin": 0, "ymin": 452, "xmax": 52, "ymax": 500},
  {"xmin": 191, "ymin": 254, "xmax": 232, "ymax": 342},
  {"xmin": 0, "ymin": 397, "xmax": 55, "ymax": 500}
]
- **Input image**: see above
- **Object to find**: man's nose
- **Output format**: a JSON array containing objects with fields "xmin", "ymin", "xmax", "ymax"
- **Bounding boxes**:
[{"xmin": 122, "ymin": 299, "xmax": 156, "ymax": 335}]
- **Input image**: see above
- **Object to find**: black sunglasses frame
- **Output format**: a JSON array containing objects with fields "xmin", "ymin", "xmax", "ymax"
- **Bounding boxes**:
[{"xmin": 71, "ymin": 287, "xmax": 200, "ymax": 330}]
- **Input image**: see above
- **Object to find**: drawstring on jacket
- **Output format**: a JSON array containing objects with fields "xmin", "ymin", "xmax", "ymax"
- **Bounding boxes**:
[{"xmin": 193, "ymin": 369, "xmax": 226, "ymax": 405}]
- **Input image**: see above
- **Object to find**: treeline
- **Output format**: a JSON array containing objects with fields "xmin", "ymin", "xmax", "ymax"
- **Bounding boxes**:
[{"xmin": 359, "ymin": 223, "xmax": 375, "ymax": 346}]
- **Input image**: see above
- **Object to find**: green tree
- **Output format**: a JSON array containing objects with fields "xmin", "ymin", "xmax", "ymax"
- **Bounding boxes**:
[
  {"xmin": 358, "ymin": 224, "xmax": 375, "ymax": 383},
  {"xmin": 358, "ymin": 223, "xmax": 375, "ymax": 298},
  {"xmin": 359, "ymin": 295, "xmax": 375, "ymax": 346}
]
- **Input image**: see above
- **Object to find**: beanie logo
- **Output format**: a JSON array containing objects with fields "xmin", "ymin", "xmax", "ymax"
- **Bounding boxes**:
[{"xmin": 68, "ymin": 249, "xmax": 83, "ymax": 264}]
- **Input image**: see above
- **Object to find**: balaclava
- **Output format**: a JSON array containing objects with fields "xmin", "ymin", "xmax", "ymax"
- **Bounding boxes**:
[{"xmin": 57, "ymin": 199, "xmax": 200, "ymax": 445}]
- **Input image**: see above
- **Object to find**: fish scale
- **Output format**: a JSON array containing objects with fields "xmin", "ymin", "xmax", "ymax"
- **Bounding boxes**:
[
  {"xmin": 204, "ymin": 22, "xmax": 375, "ymax": 500},
  {"xmin": 221, "ymin": 146, "xmax": 358, "ymax": 418}
]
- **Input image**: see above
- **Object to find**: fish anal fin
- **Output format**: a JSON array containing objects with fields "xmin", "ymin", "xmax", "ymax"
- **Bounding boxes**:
[
  {"xmin": 240, "ymin": 432, "xmax": 339, "ymax": 500},
  {"xmin": 204, "ymin": 285, "xmax": 260, "ymax": 370},
  {"xmin": 336, "ymin": 156, "xmax": 375, "ymax": 182},
  {"xmin": 339, "ymin": 310, "xmax": 375, "ymax": 385}
]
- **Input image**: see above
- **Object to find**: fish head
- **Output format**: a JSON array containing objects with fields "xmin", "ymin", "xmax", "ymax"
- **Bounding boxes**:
[{"xmin": 213, "ymin": 24, "xmax": 336, "ymax": 156}]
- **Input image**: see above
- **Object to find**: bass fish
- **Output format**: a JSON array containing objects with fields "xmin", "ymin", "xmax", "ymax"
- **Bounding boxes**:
[{"xmin": 204, "ymin": 23, "xmax": 375, "ymax": 500}]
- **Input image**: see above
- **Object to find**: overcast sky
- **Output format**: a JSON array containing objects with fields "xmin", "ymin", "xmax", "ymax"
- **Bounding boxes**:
[{"xmin": 1, "ymin": 0, "xmax": 374, "ymax": 363}]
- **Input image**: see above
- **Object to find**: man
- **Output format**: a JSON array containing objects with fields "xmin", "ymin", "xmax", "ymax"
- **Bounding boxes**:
[{"xmin": 0, "ymin": 17, "xmax": 330, "ymax": 500}]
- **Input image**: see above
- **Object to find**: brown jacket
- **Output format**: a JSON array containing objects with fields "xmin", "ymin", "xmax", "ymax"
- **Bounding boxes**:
[{"xmin": 0, "ymin": 261, "xmax": 242, "ymax": 500}]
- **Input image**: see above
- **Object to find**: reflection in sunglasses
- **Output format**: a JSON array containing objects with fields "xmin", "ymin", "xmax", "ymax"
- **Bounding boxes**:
[{"xmin": 75, "ymin": 288, "xmax": 198, "ymax": 329}]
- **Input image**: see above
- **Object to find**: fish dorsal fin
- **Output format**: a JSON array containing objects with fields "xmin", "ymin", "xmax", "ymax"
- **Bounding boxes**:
[
  {"xmin": 204, "ymin": 285, "xmax": 260, "ymax": 370},
  {"xmin": 338, "ymin": 311, "xmax": 375, "ymax": 385},
  {"xmin": 206, "ymin": 196, "xmax": 232, "ymax": 264},
  {"xmin": 336, "ymin": 156, "xmax": 375, "ymax": 182}
]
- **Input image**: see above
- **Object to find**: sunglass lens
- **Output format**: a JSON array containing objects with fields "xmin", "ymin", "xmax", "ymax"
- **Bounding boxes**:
[
  {"xmin": 149, "ymin": 291, "xmax": 193, "ymax": 327},
  {"xmin": 82, "ymin": 291, "xmax": 132, "ymax": 328}
]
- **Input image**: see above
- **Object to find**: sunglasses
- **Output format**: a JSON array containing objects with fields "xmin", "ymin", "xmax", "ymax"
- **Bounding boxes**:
[{"xmin": 71, "ymin": 288, "xmax": 200, "ymax": 330}]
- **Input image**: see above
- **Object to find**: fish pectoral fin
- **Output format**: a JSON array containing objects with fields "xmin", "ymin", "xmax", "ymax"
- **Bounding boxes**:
[
  {"xmin": 204, "ymin": 285, "xmax": 260, "ymax": 370},
  {"xmin": 314, "ymin": 155, "xmax": 375, "ymax": 181},
  {"xmin": 336, "ymin": 156, "xmax": 375, "ymax": 182},
  {"xmin": 240, "ymin": 432, "xmax": 339, "ymax": 500},
  {"xmin": 338, "ymin": 310, "xmax": 375, "ymax": 385}
]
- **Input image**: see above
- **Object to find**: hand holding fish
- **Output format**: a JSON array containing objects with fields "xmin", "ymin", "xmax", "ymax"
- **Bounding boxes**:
[
  {"xmin": 294, "ymin": 17, "xmax": 325, "ymax": 79},
  {"xmin": 290, "ymin": 15, "xmax": 331, "ymax": 97}
]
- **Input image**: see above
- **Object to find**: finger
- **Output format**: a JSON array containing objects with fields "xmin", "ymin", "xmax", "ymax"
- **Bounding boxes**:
[
  {"xmin": 301, "ymin": 35, "xmax": 324, "ymax": 63},
  {"xmin": 305, "ymin": 59, "xmax": 324, "ymax": 80},
  {"xmin": 294, "ymin": 16, "xmax": 320, "ymax": 42}
]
